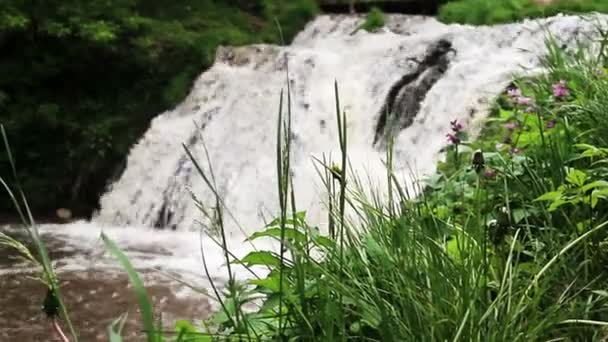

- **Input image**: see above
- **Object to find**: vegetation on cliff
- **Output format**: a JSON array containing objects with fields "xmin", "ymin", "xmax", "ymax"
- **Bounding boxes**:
[{"xmin": 439, "ymin": 0, "xmax": 608, "ymax": 25}]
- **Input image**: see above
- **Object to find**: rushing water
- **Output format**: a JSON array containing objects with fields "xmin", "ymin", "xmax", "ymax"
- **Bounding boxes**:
[
  {"xmin": 4, "ymin": 13, "xmax": 607, "ymax": 291},
  {"xmin": 96, "ymin": 14, "xmax": 602, "ymax": 236}
]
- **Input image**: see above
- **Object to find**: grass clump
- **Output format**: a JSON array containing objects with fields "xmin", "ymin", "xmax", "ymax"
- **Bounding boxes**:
[
  {"xmin": 439, "ymin": 0, "xmax": 608, "ymax": 25},
  {"xmin": 360, "ymin": 7, "xmax": 386, "ymax": 32}
]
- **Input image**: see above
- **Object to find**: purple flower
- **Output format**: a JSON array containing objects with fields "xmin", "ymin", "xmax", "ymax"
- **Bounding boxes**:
[
  {"xmin": 516, "ymin": 96, "xmax": 534, "ymax": 106},
  {"xmin": 446, "ymin": 133, "xmax": 460, "ymax": 145},
  {"xmin": 546, "ymin": 120, "xmax": 556, "ymax": 129},
  {"xmin": 552, "ymin": 80, "xmax": 570, "ymax": 98},
  {"xmin": 510, "ymin": 148, "xmax": 523, "ymax": 155},
  {"xmin": 483, "ymin": 168, "xmax": 497, "ymax": 179},
  {"xmin": 507, "ymin": 86, "xmax": 536, "ymax": 107},
  {"xmin": 504, "ymin": 122, "xmax": 518, "ymax": 130},
  {"xmin": 507, "ymin": 87, "xmax": 522, "ymax": 98},
  {"xmin": 450, "ymin": 119, "xmax": 463, "ymax": 132}
]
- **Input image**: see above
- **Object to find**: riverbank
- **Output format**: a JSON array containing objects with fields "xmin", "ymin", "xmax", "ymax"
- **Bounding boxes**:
[{"xmin": 0, "ymin": 225, "xmax": 223, "ymax": 341}]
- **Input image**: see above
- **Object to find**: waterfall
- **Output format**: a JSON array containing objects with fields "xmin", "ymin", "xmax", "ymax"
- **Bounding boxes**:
[{"xmin": 95, "ymin": 14, "xmax": 602, "ymax": 237}]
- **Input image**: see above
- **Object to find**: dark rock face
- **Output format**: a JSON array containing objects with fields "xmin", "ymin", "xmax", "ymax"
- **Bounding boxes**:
[
  {"xmin": 374, "ymin": 39, "xmax": 454, "ymax": 146},
  {"xmin": 319, "ymin": 0, "xmax": 444, "ymax": 15}
]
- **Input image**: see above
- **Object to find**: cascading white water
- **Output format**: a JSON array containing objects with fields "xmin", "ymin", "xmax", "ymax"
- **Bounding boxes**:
[{"xmin": 95, "ymin": 14, "xmax": 604, "ymax": 238}]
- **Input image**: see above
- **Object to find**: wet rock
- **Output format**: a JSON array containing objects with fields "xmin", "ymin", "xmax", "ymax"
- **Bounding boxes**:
[
  {"xmin": 374, "ymin": 38, "xmax": 455, "ymax": 146},
  {"xmin": 56, "ymin": 208, "xmax": 72, "ymax": 222}
]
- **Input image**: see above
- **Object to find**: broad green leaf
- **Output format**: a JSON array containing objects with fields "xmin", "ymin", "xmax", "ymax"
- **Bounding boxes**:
[
  {"xmin": 247, "ymin": 228, "xmax": 306, "ymax": 243},
  {"xmin": 209, "ymin": 309, "xmax": 230, "ymax": 326},
  {"xmin": 249, "ymin": 275, "xmax": 281, "ymax": 292},
  {"xmin": 424, "ymin": 173, "xmax": 444, "ymax": 190},
  {"xmin": 311, "ymin": 231, "xmax": 335, "ymax": 249},
  {"xmin": 566, "ymin": 168, "xmax": 587, "ymax": 187},
  {"xmin": 241, "ymin": 251, "xmax": 282, "ymax": 268},
  {"xmin": 548, "ymin": 198, "xmax": 569, "ymax": 212},
  {"xmin": 516, "ymin": 262, "xmax": 539, "ymax": 275},
  {"xmin": 535, "ymin": 190, "xmax": 562, "ymax": 202},
  {"xmin": 591, "ymin": 193, "xmax": 599, "ymax": 208},
  {"xmin": 499, "ymin": 108, "xmax": 515, "ymax": 120},
  {"xmin": 512, "ymin": 208, "xmax": 532, "ymax": 223},
  {"xmin": 209, "ymin": 298, "xmax": 237, "ymax": 325},
  {"xmin": 364, "ymin": 236, "xmax": 384, "ymax": 260},
  {"xmin": 264, "ymin": 211, "xmax": 307, "ymax": 227},
  {"xmin": 175, "ymin": 320, "xmax": 197, "ymax": 334},
  {"xmin": 591, "ymin": 189, "xmax": 608, "ymax": 208},
  {"xmin": 581, "ymin": 180, "xmax": 608, "ymax": 192}
]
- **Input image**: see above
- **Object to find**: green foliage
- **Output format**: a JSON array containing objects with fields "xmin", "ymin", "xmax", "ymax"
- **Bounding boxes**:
[
  {"xmin": 185, "ymin": 27, "xmax": 608, "ymax": 341},
  {"xmin": 0, "ymin": 0, "xmax": 318, "ymax": 217},
  {"xmin": 438, "ymin": 0, "xmax": 608, "ymax": 25},
  {"xmin": 360, "ymin": 7, "xmax": 386, "ymax": 32}
]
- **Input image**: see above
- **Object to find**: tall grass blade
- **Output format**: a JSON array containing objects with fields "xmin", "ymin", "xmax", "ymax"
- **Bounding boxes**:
[{"xmin": 101, "ymin": 233, "xmax": 158, "ymax": 342}]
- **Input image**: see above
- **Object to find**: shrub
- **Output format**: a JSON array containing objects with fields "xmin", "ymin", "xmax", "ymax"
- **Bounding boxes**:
[
  {"xmin": 0, "ymin": 0, "xmax": 319, "ymax": 217},
  {"xmin": 361, "ymin": 7, "xmax": 386, "ymax": 32}
]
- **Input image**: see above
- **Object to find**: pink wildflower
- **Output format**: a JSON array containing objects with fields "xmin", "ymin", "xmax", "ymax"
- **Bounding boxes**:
[
  {"xmin": 504, "ymin": 122, "xmax": 518, "ymax": 130},
  {"xmin": 552, "ymin": 80, "xmax": 570, "ymax": 98},
  {"xmin": 446, "ymin": 133, "xmax": 460, "ymax": 145},
  {"xmin": 507, "ymin": 87, "xmax": 522, "ymax": 98},
  {"xmin": 516, "ymin": 96, "xmax": 533, "ymax": 106},
  {"xmin": 450, "ymin": 119, "xmax": 463, "ymax": 132},
  {"xmin": 483, "ymin": 168, "xmax": 497, "ymax": 179},
  {"xmin": 507, "ymin": 86, "xmax": 536, "ymax": 108}
]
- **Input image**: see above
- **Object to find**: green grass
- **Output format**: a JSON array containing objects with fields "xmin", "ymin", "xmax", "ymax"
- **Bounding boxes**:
[{"xmin": 438, "ymin": 0, "xmax": 608, "ymax": 25}]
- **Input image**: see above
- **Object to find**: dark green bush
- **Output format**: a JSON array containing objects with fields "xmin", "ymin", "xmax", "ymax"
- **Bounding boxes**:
[{"xmin": 0, "ymin": 0, "xmax": 318, "ymax": 217}]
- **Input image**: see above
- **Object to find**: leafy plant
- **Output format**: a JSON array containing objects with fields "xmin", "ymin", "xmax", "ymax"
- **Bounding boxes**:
[{"xmin": 360, "ymin": 7, "xmax": 385, "ymax": 32}]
